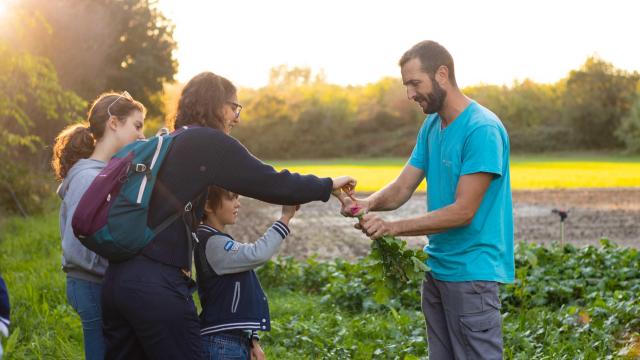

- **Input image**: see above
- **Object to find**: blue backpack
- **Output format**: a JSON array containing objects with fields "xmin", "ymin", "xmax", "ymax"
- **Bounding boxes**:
[{"xmin": 72, "ymin": 127, "xmax": 197, "ymax": 262}]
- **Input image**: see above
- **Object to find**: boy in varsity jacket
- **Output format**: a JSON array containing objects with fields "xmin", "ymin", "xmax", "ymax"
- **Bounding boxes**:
[{"xmin": 194, "ymin": 185, "xmax": 299, "ymax": 360}]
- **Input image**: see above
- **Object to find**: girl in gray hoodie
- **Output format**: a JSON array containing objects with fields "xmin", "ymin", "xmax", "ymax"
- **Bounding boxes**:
[{"xmin": 52, "ymin": 92, "xmax": 146, "ymax": 360}]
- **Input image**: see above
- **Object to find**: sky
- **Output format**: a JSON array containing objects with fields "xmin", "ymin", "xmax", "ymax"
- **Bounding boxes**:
[{"xmin": 160, "ymin": 0, "xmax": 638, "ymax": 89}]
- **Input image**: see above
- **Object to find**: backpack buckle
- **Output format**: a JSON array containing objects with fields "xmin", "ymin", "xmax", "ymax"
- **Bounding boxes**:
[
  {"xmin": 135, "ymin": 163, "xmax": 147, "ymax": 173},
  {"xmin": 184, "ymin": 202, "xmax": 193, "ymax": 212}
]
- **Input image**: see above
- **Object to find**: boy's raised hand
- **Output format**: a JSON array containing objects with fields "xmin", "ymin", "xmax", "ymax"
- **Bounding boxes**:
[{"xmin": 280, "ymin": 204, "xmax": 300, "ymax": 225}]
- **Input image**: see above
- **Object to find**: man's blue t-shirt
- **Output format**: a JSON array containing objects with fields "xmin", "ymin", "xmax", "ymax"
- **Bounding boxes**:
[{"xmin": 408, "ymin": 101, "xmax": 514, "ymax": 283}]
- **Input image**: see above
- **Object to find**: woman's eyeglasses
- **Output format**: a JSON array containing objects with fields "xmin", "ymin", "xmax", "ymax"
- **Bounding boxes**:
[
  {"xmin": 107, "ymin": 91, "xmax": 133, "ymax": 117},
  {"xmin": 227, "ymin": 101, "xmax": 243, "ymax": 119}
]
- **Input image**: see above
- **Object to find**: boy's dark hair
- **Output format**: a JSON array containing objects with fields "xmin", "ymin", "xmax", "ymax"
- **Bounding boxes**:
[
  {"xmin": 399, "ymin": 40, "xmax": 457, "ymax": 87},
  {"xmin": 204, "ymin": 186, "xmax": 238, "ymax": 217}
]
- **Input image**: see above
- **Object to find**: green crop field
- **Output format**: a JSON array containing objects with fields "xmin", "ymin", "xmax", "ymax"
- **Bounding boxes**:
[
  {"xmin": 1, "ymin": 153, "xmax": 639, "ymax": 359},
  {"xmin": 1, "ymin": 210, "xmax": 639, "ymax": 359},
  {"xmin": 273, "ymin": 154, "xmax": 640, "ymax": 192}
]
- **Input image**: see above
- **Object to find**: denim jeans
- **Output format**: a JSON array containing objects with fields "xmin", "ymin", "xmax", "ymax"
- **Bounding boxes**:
[
  {"xmin": 202, "ymin": 333, "xmax": 250, "ymax": 360},
  {"xmin": 66, "ymin": 276, "xmax": 105, "ymax": 360}
]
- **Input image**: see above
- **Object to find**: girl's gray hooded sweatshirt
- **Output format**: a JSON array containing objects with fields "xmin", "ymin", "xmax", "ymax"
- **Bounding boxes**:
[{"xmin": 57, "ymin": 158, "xmax": 108, "ymax": 283}]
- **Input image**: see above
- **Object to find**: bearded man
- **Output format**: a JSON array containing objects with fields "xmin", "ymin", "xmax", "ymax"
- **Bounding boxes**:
[{"xmin": 342, "ymin": 40, "xmax": 514, "ymax": 360}]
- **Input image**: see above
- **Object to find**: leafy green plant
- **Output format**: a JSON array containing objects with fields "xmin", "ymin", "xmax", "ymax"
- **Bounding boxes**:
[
  {"xmin": 350, "ymin": 206, "xmax": 429, "ymax": 304},
  {"xmin": 2, "ymin": 211, "xmax": 639, "ymax": 359},
  {"xmin": 365, "ymin": 234, "xmax": 428, "ymax": 304}
]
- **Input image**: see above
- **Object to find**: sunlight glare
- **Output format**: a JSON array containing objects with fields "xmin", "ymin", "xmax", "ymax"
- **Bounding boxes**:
[{"xmin": 0, "ymin": 0, "xmax": 14, "ymax": 21}]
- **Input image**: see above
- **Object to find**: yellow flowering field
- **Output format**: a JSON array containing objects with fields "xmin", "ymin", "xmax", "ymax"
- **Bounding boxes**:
[{"xmin": 274, "ymin": 155, "xmax": 640, "ymax": 192}]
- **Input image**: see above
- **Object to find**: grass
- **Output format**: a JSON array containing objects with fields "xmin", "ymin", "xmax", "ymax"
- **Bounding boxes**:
[
  {"xmin": 1, "ymin": 153, "xmax": 639, "ymax": 358},
  {"xmin": 271, "ymin": 154, "xmax": 640, "ymax": 192},
  {"xmin": 2, "ymin": 210, "xmax": 639, "ymax": 359},
  {"xmin": 0, "ymin": 212, "xmax": 83, "ymax": 359}
]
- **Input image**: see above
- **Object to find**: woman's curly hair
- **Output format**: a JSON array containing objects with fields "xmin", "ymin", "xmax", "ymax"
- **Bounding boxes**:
[{"xmin": 171, "ymin": 72, "xmax": 236, "ymax": 131}]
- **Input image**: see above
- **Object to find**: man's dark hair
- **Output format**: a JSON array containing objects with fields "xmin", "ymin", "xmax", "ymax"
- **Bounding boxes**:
[{"xmin": 399, "ymin": 40, "xmax": 457, "ymax": 87}]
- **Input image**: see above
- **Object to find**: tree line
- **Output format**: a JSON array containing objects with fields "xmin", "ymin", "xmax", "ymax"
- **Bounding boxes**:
[
  {"xmin": 1, "ymin": 0, "xmax": 639, "ymax": 215},
  {"xmin": 0, "ymin": 0, "xmax": 175, "ymax": 215},
  {"xmin": 232, "ymin": 60, "xmax": 640, "ymax": 159}
]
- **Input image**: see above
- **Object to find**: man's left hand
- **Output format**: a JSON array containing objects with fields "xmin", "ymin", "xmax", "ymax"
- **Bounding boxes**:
[{"xmin": 359, "ymin": 213, "xmax": 395, "ymax": 239}]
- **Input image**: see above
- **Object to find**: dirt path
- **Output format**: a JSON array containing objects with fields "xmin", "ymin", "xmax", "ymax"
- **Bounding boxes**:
[{"xmin": 226, "ymin": 188, "xmax": 640, "ymax": 261}]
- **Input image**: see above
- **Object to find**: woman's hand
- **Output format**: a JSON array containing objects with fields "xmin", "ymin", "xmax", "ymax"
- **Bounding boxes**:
[{"xmin": 331, "ymin": 176, "xmax": 357, "ymax": 198}]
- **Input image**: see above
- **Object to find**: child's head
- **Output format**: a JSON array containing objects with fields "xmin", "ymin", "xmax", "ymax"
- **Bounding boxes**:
[
  {"xmin": 203, "ymin": 186, "xmax": 240, "ymax": 226},
  {"xmin": 52, "ymin": 91, "xmax": 146, "ymax": 181}
]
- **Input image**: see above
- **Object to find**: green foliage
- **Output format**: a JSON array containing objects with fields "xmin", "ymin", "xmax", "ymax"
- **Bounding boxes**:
[
  {"xmin": 0, "ymin": 0, "xmax": 175, "ymax": 214},
  {"xmin": 366, "ymin": 235, "xmax": 429, "ymax": 305},
  {"xmin": 263, "ymin": 289, "xmax": 427, "ymax": 359},
  {"xmin": 2, "ymin": 211, "xmax": 639, "ymax": 359},
  {"xmin": 562, "ymin": 57, "xmax": 640, "ymax": 149},
  {"xmin": 504, "ymin": 239, "xmax": 640, "ymax": 311},
  {"xmin": 257, "ymin": 234, "xmax": 430, "ymax": 312},
  {"xmin": 233, "ymin": 67, "xmax": 422, "ymax": 159},
  {"xmin": 0, "ymin": 212, "xmax": 83, "ymax": 359},
  {"xmin": 502, "ymin": 240, "xmax": 640, "ymax": 358},
  {"xmin": 259, "ymin": 240, "xmax": 640, "ymax": 358},
  {"xmin": 0, "ymin": 42, "xmax": 85, "ymax": 215},
  {"xmin": 465, "ymin": 80, "xmax": 569, "ymax": 152},
  {"xmin": 102, "ymin": 0, "xmax": 178, "ymax": 117},
  {"xmin": 235, "ymin": 60, "xmax": 640, "ymax": 159},
  {"xmin": 615, "ymin": 88, "xmax": 640, "ymax": 153},
  {"xmin": 4, "ymin": 0, "xmax": 178, "ymax": 117}
]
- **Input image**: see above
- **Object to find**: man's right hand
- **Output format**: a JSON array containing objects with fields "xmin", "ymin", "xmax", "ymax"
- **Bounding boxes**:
[{"xmin": 339, "ymin": 195, "xmax": 370, "ymax": 218}]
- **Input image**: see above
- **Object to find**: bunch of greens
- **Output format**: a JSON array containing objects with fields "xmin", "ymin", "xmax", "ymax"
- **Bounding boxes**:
[{"xmin": 351, "ymin": 205, "xmax": 429, "ymax": 304}]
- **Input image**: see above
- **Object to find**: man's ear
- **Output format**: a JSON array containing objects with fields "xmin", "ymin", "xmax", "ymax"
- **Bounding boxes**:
[{"xmin": 435, "ymin": 65, "xmax": 450, "ymax": 86}]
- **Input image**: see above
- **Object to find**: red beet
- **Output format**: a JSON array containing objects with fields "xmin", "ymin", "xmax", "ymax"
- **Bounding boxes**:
[{"xmin": 350, "ymin": 206, "xmax": 363, "ymax": 217}]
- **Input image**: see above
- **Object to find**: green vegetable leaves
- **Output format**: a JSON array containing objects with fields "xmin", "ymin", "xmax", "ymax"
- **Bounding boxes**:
[{"xmin": 367, "ymin": 235, "xmax": 429, "ymax": 304}]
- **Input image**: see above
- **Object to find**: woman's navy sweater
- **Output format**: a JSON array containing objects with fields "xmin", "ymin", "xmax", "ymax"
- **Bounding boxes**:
[{"xmin": 141, "ymin": 127, "xmax": 332, "ymax": 268}]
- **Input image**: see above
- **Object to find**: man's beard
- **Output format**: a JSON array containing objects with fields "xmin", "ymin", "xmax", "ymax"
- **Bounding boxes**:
[{"xmin": 415, "ymin": 81, "xmax": 447, "ymax": 115}]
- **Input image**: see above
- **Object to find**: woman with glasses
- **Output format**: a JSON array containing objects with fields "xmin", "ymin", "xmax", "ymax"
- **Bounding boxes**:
[
  {"xmin": 52, "ymin": 92, "xmax": 146, "ymax": 360},
  {"xmin": 100, "ymin": 72, "xmax": 356, "ymax": 360}
]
